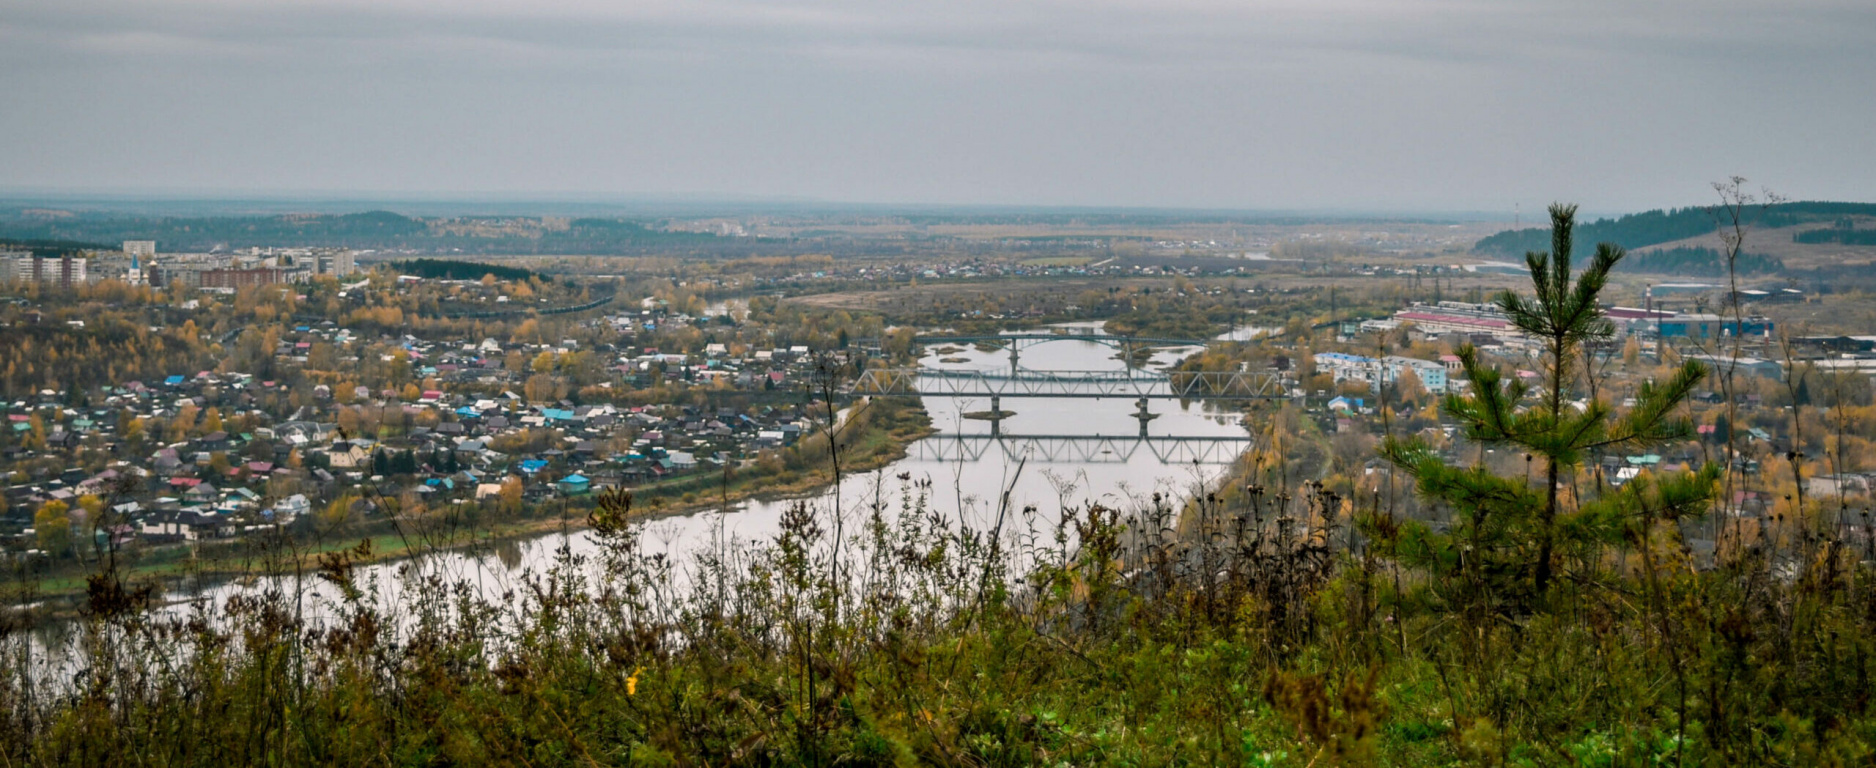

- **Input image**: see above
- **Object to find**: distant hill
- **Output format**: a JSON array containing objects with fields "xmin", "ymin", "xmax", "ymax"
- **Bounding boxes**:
[
  {"xmin": 0, "ymin": 210, "xmax": 722, "ymax": 255},
  {"xmin": 1473, "ymin": 202, "xmax": 1876, "ymax": 257},
  {"xmin": 0, "ymin": 237, "xmax": 113, "ymax": 257}
]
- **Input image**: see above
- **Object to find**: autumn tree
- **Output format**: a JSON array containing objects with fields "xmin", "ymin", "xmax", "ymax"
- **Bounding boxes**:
[
  {"xmin": 1392, "ymin": 365, "xmax": 1428, "ymax": 406},
  {"xmin": 123, "ymin": 416, "xmax": 146, "ymax": 449},
  {"xmin": 523, "ymin": 373, "xmax": 564, "ymax": 404},
  {"xmin": 499, "ymin": 475, "xmax": 524, "ymax": 513},
  {"xmin": 170, "ymin": 403, "xmax": 199, "ymax": 442},
  {"xmin": 35, "ymin": 499, "xmax": 72, "ymax": 556},
  {"xmin": 322, "ymin": 494, "xmax": 357, "ymax": 526},
  {"xmin": 76, "ymin": 494, "xmax": 106, "ymax": 529}
]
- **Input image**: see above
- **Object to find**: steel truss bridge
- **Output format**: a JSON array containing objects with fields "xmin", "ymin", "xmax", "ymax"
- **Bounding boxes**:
[
  {"xmin": 915, "ymin": 332, "xmax": 1212, "ymax": 350},
  {"xmin": 915, "ymin": 332, "xmax": 1217, "ymax": 371},
  {"xmin": 851, "ymin": 331, "xmax": 1279, "ymax": 464},
  {"xmin": 853, "ymin": 368, "xmax": 1285, "ymax": 400},
  {"xmin": 909, "ymin": 433, "xmax": 1253, "ymax": 465}
]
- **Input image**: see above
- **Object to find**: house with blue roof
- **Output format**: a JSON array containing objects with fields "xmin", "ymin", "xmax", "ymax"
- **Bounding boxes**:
[{"xmin": 556, "ymin": 474, "xmax": 591, "ymax": 495}]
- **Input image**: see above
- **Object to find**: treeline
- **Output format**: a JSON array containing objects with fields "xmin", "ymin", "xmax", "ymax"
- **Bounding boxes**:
[
  {"xmin": 1103, "ymin": 290, "xmax": 1247, "ymax": 337},
  {"xmin": 0, "ymin": 211, "xmax": 722, "ymax": 254},
  {"xmin": 0, "ymin": 238, "xmax": 112, "ymax": 257},
  {"xmin": 390, "ymin": 258, "xmax": 544, "ymax": 283},
  {"xmin": 1623, "ymin": 246, "xmax": 1784, "ymax": 275},
  {"xmin": 1475, "ymin": 201, "xmax": 1876, "ymax": 256},
  {"xmin": 1794, "ymin": 226, "xmax": 1876, "ymax": 246}
]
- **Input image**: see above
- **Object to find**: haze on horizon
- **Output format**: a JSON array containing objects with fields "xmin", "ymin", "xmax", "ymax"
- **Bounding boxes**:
[{"xmin": 2, "ymin": 0, "xmax": 1872, "ymax": 215}]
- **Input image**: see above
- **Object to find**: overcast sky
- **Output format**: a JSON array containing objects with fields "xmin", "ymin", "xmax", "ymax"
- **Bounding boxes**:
[{"xmin": 2, "ymin": 0, "xmax": 1872, "ymax": 213}]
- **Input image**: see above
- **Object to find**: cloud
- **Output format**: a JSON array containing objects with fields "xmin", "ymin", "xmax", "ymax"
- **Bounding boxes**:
[
  {"xmin": 12, "ymin": 0, "xmax": 1867, "ymax": 68},
  {"xmin": 1, "ymin": 0, "xmax": 1872, "ymax": 208}
]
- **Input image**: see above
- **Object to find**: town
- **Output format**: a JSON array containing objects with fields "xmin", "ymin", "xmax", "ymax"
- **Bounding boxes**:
[{"xmin": 1, "ymin": 240, "xmax": 942, "ymax": 580}]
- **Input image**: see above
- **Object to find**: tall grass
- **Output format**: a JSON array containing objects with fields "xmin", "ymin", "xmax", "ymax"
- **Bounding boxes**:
[{"xmin": 3, "ymin": 457, "xmax": 1871, "ymax": 767}]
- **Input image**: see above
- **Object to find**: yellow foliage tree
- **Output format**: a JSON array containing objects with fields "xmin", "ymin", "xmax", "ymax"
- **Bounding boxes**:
[
  {"xmin": 35, "ymin": 499, "xmax": 71, "ymax": 555},
  {"xmin": 322, "ymin": 494, "xmax": 357, "ymax": 526}
]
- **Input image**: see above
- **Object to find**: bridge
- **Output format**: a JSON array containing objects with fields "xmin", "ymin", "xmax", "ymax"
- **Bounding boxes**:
[
  {"xmin": 916, "ymin": 333, "xmax": 1211, "ymax": 346},
  {"xmin": 853, "ymin": 368, "xmax": 1285, "ymax": 400},
  {"xmin": 914, "ymin": 331, "xmax": 1216, "ymax": 373},
  {"xmin": 860, "ymin": 330, "xmax": 1278, "ymax": 464},
  {"xmin": 910, "ymin": 433, "xmax": 1253, "ymax": 465}
]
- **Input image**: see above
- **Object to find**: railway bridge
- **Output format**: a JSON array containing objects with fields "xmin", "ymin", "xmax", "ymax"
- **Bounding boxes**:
[
  {"xmin": 854, "ymin": 330, "xmax": 1287, "ymax": 457},
  {"xmin": 913, "ymin": 331, "xmax": 1213, "ymax": 374},
  {"xmin": 910, "ymin": 433, "xmax": 1254, "ymax": 465}
]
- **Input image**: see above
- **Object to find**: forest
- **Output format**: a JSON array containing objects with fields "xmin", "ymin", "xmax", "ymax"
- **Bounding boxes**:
[
  {"xmin": 1473, "ymin": 201, "xmax": 1876, "ymax": 256},
  {"xmin": 0, "ymin": 237, "xmax": 111, "ymax": 257},
  {"xmin": 391, "ymin": 258, "xmax": 546, "ymax": 283},
  {"xmin": 1620, "ymin": 246, "xmax": 1785, "ymax": 276},
  {"xmin": 1794, "ymin": 226, "xmax": 1876, "ymax": 246}
]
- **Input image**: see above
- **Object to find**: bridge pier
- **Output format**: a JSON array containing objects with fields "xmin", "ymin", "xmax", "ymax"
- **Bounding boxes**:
[
  {"xmin": 1009, "ymin": 343, "xmax": 1019, "ymax": 374},
  {"xmin": 1133, "ymin": 397, "xmax": 1158, "ymax": 438}
]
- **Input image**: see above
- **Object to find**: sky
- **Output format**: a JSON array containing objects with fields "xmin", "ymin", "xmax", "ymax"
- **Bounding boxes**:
[{"xmin": 2, "ymin": 0, "xmax": 1873, "ymax": 213}]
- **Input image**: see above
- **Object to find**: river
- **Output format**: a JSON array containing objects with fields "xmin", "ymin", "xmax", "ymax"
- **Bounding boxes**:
[
  {"xmin": 488, "ymin": 322, "xmax": 1262, "ymax": 579},
  {"xmin": 17, "ymin": 324, "xmax": 1271, "ymax": 678}
]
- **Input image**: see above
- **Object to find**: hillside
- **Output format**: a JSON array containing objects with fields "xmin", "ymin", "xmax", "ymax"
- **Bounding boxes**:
[{"xmin": 1473, "ymin": 201, "xmax": 1876, "ymax": 258}]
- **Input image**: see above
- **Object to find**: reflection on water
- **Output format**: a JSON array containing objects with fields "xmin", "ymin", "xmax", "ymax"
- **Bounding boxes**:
[{"xmin": 495, "ymin": 539, "xmax": 524, "ymax": 571}]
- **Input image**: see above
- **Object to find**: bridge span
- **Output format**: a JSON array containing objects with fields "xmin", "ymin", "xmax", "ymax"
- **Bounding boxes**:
[
  {"xmin": 914, "ymin": 331, "xmax": 1224, "ymax": 373},
  {"xmin": 910, "ymin": 433, "xmax": 1253, "ymax": 465},
  {"xmin": 853, "ymin": 368, "xmax": 1286, "ymax": 400},
  {"xmin": 915, "ymin": 332, "xmax": 1213, "ymax": 348},
  {"xmin": 863, "ymin": 330, "xmax": 1277, "ymax": 464}
]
